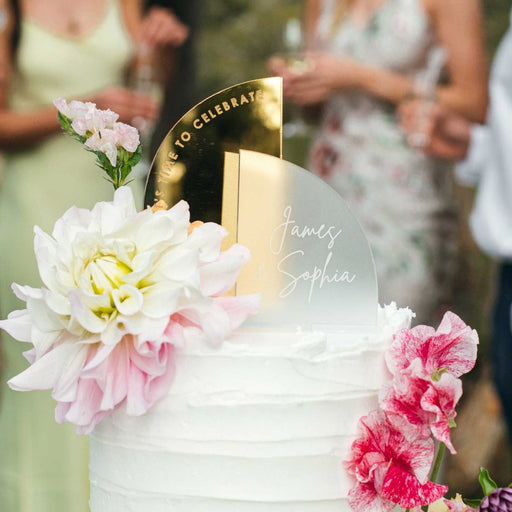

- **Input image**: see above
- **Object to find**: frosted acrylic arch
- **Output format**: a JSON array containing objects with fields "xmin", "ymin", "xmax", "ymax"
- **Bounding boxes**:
[{"xmin": 235, "ymin": 150, "xmax": 377, "ymax": 327}]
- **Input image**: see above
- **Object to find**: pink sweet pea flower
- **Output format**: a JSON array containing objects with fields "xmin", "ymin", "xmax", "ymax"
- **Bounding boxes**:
[
  {"xmin": 386, "ymin": 311, "xmax": 478, "ymax": 380},
  {"xmin": 380, "ymin": 361, "xmax": 463, "ymax": 454},
  {"xmin": 345, "ymin": 409, "xmax": 446, "ymax": 512},
  {"xmin": 381, "ymin": 463, "xmax": 448, "ymax": 509}
]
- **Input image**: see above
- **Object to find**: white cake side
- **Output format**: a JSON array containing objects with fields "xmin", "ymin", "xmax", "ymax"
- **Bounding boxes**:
[{"xmin": 89, "ymin": 303, "xmax": 413, "ymax": 512}]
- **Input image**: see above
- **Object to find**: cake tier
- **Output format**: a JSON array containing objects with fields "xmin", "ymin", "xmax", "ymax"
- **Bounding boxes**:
[{"xmin": 89, "ymin": 304, "xmax": 412, "ymax": 512}]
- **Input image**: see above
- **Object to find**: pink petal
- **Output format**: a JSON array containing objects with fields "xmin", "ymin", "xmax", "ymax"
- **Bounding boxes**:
[
  {"xmin": 386, "ymin": 312, "xmax": 478, "ymax": 379},
  {"xmin": 199, "ymin": 244, "xmax": 251, "ymax": 297},
  {"xmin": 58, "ymin": 378, "xmax": 109, "ymax": 433},
  {"xmin": 214, "ymin": 294, "xmax": 260, "ymax": 332},
  {"xmin": 348, "ymin": 482, "xmax": 396, "ymax": 512},
  {"xmin": 345, "ymin": 410, "xmax": 435, "ymax": 486},
  {"xmin": 381, "ymin": 462, "xmax": 448, "ymax": 508}
]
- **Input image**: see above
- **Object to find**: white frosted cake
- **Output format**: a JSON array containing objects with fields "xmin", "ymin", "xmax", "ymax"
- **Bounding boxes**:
[{"xmin": 89, "ymin": 303, "xmax": 412, "ymax": 512}]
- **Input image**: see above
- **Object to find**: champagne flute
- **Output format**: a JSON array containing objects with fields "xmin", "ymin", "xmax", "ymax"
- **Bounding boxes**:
[
  {"xmin": 279, "ymin": 18, "xmax": 313, "ymax": 139},
  {"xmin": 129, "ymin": 42, "xmax": 164, "ymax": 177},
  {"xmin": 406, "ymin": 47, "xmax": 447, "ymax": 149}
]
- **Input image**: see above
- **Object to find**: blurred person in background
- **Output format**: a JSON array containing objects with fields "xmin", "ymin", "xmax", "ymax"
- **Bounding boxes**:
[
  {"xmin": 269, "ymin": 0, "xmax": 488, "ymax": 325},
  {"xmin": 144, "ymin": 0, "xmax": 201, "ymax": 158},
  {"xmin": 0, "ymin": 0, "xmax": 186, "ymax": 510},
  {"xmin": 400, "ymin": 9, "xmax": 512, "ymax": 444}
]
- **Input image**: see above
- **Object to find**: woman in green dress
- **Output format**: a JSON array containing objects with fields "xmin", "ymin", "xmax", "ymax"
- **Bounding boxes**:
[{"xmin": 0, "ymin": 0, "xmax": 185, "ymax": 510}]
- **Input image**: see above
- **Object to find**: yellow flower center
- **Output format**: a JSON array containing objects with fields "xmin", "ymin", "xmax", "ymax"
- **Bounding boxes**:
[{"xmin": 85, "ymin": 254, "xmax": 132, "ymax": 295}]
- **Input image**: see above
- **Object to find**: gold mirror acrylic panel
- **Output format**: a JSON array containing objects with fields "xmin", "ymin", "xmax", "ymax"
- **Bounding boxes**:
[
  {"xmin": 144, "ymin": 77, "xmax": 282, "ymax": 223},
  {"xmin": 144, "ymin": 77, "xmax": 378, "ymax": 327}
]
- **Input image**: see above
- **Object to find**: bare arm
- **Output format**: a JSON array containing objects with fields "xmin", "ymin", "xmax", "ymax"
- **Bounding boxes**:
[
  {"xmin": 0, "ymin": 0, "xmax": 158, "ymax": 151},
  {"xmin": 285, "ymin": 0, "xmax": 488, "ymax": 123},
  {"xmin": 345, "ymin": 0, "xmax": 488, "ymax": 121},
  {"xmin": 429, "ymin": 0, "xmax": 488, "ymax": 122},
  {"xmin": 0, "ymin": 0, "xmax": 62, "ymax": 149},
  {"xmin": 302, "ymin": 0, "xmax": 321, "ymax": 49}
]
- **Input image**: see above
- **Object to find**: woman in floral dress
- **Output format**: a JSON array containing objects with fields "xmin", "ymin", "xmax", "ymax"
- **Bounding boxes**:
[{"xmin": 271, "ymin": 0, "xmax": 488, "ymax": 324}]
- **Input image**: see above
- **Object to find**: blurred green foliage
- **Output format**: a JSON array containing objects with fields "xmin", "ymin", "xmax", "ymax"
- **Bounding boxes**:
[
  {"xmin": 484, "ymin": 0, "xmax": 510, "ymax": 54},
  {"xmin": 197, "ymin": 0, "xmax": 301, "ymax": 98},
  {"xmin": 197, "ymin": 1, "xmax": 510, "ymax": 96}
]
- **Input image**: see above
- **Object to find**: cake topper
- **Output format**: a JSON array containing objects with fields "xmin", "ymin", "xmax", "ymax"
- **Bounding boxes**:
[
  {"xmin": 144, "ymin": 77, "xmax": 282, "ymax": 223},
  {"xmin": 145, "ymin": 78, "xmax": 378, "ymax": 327}
]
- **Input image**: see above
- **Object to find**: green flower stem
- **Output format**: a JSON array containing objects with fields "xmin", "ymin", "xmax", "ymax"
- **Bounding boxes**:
[{"xmin": 430, "ymin": 442, "xmax": 446, "ymax": 483}]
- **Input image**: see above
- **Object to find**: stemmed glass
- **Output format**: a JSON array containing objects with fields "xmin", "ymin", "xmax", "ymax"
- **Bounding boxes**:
[
  {"xmin": 406, "ymin": 47, "xmax": 446, "ymax": 149},
  {"xmin": 129, "ymin": 42, "xmax": 164, "ymax": 177},
  {"xmin": 279, "ymin": 18, "xmax": 314, "ymax": 140}
]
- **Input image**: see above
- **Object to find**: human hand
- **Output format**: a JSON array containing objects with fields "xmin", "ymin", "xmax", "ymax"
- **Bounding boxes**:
[
  {"xmin": 283, "ymin": 52, "xmax": 363, "ymax": 106},
  {"xmin": 140, "ymin": 6, "xmax": 189, "ymax": 49},
  {"xmin": 88, "ymin": 86, "xmax": 159, "ymax": 125},
  {"xmin": 399, "ymin": 100, "xmax": 472, "ymax": 161}
]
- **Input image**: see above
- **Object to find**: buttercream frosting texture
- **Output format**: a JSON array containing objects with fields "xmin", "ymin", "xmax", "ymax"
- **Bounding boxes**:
[{"xmin": 89, "ymin": 303, "xmax": 413, "ymax": 511}]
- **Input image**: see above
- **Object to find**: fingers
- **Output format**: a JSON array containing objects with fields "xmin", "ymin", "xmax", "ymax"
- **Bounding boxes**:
[
  {"xmin": 141, "ymin": 7, "xmax": 189, "ymax": 49},
  {"xmin": 90, "ymin": 87, "xmax": 159, "ymax": 124}
]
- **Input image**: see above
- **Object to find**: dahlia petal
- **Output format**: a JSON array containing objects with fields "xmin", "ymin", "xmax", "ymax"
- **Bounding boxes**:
[
  {"xmin": 199, "ymin": 244, "xmax": 251, "ymax": 296},
  {"xmin": 141, "ymin": 284, "xmax": 181, "ymax": 318},
  {"xmin": 124, "ymin": 250, "xmax": 156, "ymax": 285},
  {"xmin": 52, "ymin": 344, "xmax": 89, "ymax": 402},
  {"xmin": 0, "ymin": 309, "xmax": 32, "ymax": 342},
  {"xmin": 99, "ymin": 342, "xmax": 130, "ymax": 410},
  {"xmin": 61, "ymin": 378, "xmax": 107, "ymax": 431},
  {"xmin": 11, "ymin": 283, "xmax": 43, "ymax": 302},
  {"xmin": 185, "ymin": 222, "xmax": 226, "ymax": 262},
  {"xmin": 214, "ymin": 294, "xmax": 260, "ymax": 332},
  {"xmin": 125, "ymin": 363, "xmax": 149, "ymax": 415},
  {"xmin": 68, "ymin": 290, "xmax": 109, "ymax": 333},
  {"xmin": 112, "ymin": 285, "xmax": 144, "ymax": 316},
  {"xmin": 156, "ymin": 246, "xmax": 199, "ymax": 283},
  {"xmin": 82, "ymin": 343, "xmax": 116, "ymax": 372},
  {"xmin": 8, "ymin": 342, "xmax": 80, "ymax": 392},
  {"xmin": 135, "ymin": 215, "xmax": 179, "ymax": 251}
]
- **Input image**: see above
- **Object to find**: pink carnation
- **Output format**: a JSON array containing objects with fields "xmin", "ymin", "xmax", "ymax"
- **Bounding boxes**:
[
  {"xmin": 113, "ymin": 122, "xmax": 140, "ymax": 152},
  {"xmin": 84, "ymin": 128, "xmax": 119, "ymax": 166},
  {"xmin": 386, "ymin": 311, "xmax": 478, "ymax": 380},
  {"xmin": 345, "ymin": 409, "xmax": 446, "ymax": 512}
]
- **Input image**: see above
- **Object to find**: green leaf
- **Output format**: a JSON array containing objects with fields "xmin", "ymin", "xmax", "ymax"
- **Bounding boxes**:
[
  {"xmin": 127, "ymin": 145, "xmax": 142, "ymax": 167},
  {"xmin": 57, "ymin": 112, "xmax": 73, "ymax": 133},
  {"xmin": 479, "ymin": 467, "xmax": 498, "ymax": 496}
]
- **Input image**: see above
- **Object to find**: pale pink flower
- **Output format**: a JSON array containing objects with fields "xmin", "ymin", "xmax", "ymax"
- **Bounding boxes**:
[
  {"xmin": 113, "ymin": 122, "xmax": 140, "ymax": 152},
  {"xmin": 380, "ymin": 361, "xmax": 463, "ymax": 453},
  {"xmin": 53, "ymin": 98, "xmax": 119, "ymax": 135},
  {"xmin": 53, "ymin": 98, "xmax": 95, "ymax": 120},
  {"xmin": 84, "ymin": 128, "xmax": 119, "ymax": 166},
  {"xmin": 386, "ymin": 311, "xmax": 478, "ymax": 380},
  {"xmin": 1, "ymin": 187, "xmax": 259, "ymax": 434},
  {"xmin": 345, "ymin": 409, "xmax": 445, "ymax": 512}
]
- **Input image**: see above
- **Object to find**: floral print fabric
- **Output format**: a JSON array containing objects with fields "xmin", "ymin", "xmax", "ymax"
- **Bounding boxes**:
[{"xmin": 310, "ymin": 0, "xmax": 457, "ymax": 324}]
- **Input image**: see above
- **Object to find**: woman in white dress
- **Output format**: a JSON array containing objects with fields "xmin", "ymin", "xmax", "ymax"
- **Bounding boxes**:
[{"xmin": 271, "ymin": 0, "xmax": 488, "ymax": 324}]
